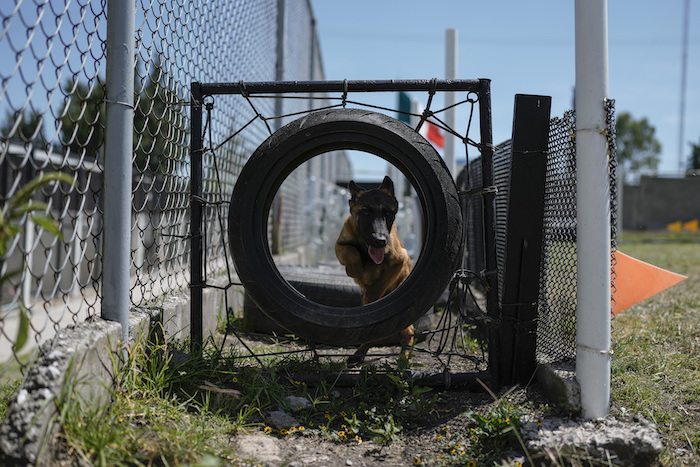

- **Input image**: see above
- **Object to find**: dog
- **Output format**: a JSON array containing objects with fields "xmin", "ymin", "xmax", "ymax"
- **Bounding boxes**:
[{"xmin": 335, "ymin": 176, "xmax": 414, "ymax": 365}]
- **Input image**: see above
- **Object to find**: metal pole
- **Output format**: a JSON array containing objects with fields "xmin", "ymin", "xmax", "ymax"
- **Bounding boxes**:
[
  {"xmin": 678, "ymin": 0, "xmax": 690, "ymax": 174},
  {"xmin": 275, "ymin": 0, "xmax": 286, "ymax": 130},
  {"xmin": 575, "ymin": 0, "xmax": 611, "ymax": 419},
  {"xmin": 198, "ymin": 79, "xmax": 481, "ymax": 96},
  {"xmin": 190, "ymin": 83, "xmax": 204, "ymax": 353},
  {"xmin": 477, "ymin": 79, "xmax": 502, "ymax": 389},
  {"xmin": 444, "ymin": 29, "xmax": 458, "ymax": 178},
  {"xmin": 103, "ymin": 0, "xmax": 135, "ymax": 345},
  {"xmin": 270, "ymin": 0, "xmax": 286, "ymax": 255}
]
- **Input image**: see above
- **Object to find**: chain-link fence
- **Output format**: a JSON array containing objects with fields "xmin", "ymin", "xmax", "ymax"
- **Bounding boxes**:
[
  {"xmin": 536, "ymin": 102, "xmax": 618, "ymax": 364},
  {"xmin": 0, "ymin": 0, "xmax": 107, "ymax": 367},
  {"xmin": 465, "ymin": 103, "xmax": 617, "ymax": 367},
  {"xmin": 0, "ymin": 0, "xmax": 331, "ymax": 370},
  {"xmin": 1, "ymin": 0, "xmax": 619, "ymax": 381}
]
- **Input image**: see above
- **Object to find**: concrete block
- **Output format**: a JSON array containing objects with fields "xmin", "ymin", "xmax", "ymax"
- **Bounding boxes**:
[{"xmin": 537, "ymin": 361, "xmax": 581, "ymax": 412}]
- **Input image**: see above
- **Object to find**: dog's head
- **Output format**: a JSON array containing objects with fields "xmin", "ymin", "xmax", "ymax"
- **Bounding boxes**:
[{"xmin": 348, "ymin": 176, "xmax": 399, "ymax": 265}]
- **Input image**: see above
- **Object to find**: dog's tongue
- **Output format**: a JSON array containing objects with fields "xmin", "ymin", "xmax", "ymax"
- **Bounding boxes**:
[{"xmin": 368, "ymin": 246, "xmax": 385, "ymax": 265}]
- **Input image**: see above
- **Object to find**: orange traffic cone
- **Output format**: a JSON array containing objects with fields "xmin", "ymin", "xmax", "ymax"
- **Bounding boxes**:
[{"xmin": 612, "ymin": 251, "xmax": 686, "ymax": 314}]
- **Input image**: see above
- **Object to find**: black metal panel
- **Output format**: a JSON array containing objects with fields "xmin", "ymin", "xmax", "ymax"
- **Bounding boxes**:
[
  {"xmin": 497, "ymin": 94, "xmax": 551, "ymax": 386},
  {"xmin": 190, "ymin": 82, "xmax": 204, "ymax": 353}
]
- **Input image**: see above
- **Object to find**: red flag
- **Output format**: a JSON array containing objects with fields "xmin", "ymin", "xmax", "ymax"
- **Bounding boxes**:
[{"xmin": 426, "ymin": 119, "xmax": 444, "ymax": 148}]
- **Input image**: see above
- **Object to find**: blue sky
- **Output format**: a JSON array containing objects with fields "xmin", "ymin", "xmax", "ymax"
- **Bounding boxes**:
[{"xmin": 311, "ymin": 0, "xmax": 699, "ymax": 179}]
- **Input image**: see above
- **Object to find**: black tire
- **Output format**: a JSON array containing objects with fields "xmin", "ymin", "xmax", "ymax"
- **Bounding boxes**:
[{"xmin": 228, "ymin": 108, "xmax": 462, "ymax": 346}]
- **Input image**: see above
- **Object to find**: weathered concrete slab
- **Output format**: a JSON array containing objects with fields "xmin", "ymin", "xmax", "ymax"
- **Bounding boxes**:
[{"xmin": 0, "ymin": 308, "xmax": 157, "ymax": 465}]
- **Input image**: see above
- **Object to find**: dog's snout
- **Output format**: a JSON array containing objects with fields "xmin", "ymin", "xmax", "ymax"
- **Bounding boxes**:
[{"xmin": 371, "ymin": 234, "xmax": 388, "ymax": 247}]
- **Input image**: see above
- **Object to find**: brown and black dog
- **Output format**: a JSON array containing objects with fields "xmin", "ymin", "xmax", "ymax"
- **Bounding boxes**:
[{"xmin": 335, "ymin": 176, "xmax": 414, "ymax": 365}]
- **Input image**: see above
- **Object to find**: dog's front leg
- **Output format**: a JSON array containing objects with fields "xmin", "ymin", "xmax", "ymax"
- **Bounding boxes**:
[
  {"xmin": 335, "ymin": 243, "xmax": 364, "ymax": 280},
  {"xmin": 399, "ymin": 325, "xmax": 415, "ymax": 361}
]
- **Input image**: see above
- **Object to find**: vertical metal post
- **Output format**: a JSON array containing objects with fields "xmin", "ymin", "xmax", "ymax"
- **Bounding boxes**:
[
  {"xmin": 444, "ymin": 29, "xmax": 458, "ymax": 178},
  {"xmin": 190, "ymin": 82, "xmax": 204, "ymax": 353},
  {"xmin": 103, "ymin": 0, "xmax": 135, "ymax": 345},
  {"xmin": 270, "ymin": 0, "xmax": 286, "ymax": 255},
  {"xmin": 478, "ymin": 79, "xmax": 502, "ymax": 389},
  {"xmin": 498, "ymin": 94, "xmax": 551, "ymax": 386},
  {"xmin": 575, "ymin": 0, "xmax": 611, "ymax": 419},
  {"xmin": 678, "ymin": 0, "xmax": 690, "ymax": 174},
  {"xmin": 274, "ymin": 0, "xmax": 286, "ymax": 130}
]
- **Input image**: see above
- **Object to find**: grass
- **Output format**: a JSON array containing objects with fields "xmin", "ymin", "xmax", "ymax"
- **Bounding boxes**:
[
  {"xmin": 0, "ymin": 379, "xmax": 21, "ymax": 422},
  {"xmin": 612, "ymin": 230, "xmax": 700, "ymax": 465}
]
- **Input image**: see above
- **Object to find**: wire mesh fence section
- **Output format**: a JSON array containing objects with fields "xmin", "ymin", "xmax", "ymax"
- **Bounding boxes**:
[
  {"xmin": 192, "ymin": 80, "xmax": 491, "ymax": 372},
  {"xmin": 466, "ymin": 106, "xmax": 617, "ymax": 366},
  {"xmin": 606, "ymin": 99, "xmax": 619, "ymax": 313},
  {"xmin": 492, "ymin": 140, "xmax": 513, "ymax": 308},
  {"xmin": 536, "ymin": 105, "xmax": 616, "ymax": 364},
  {"xmin": 132, "ymin": 0, "xmax": 283, "ymax": 304},
  {"xmin": 536, "ymin": 110, "xmax": 578, "ymax": 363},
  {"xmin": 0, "ymin": 0, "xmax": 107, "ymax": 366},
  {"xmin": 0, "ymin": 0, "xmax": 325, "ymax": 369}
]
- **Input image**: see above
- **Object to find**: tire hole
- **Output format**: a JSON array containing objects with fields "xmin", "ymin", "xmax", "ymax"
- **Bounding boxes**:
[{"xmin": 267, "ymin": 151, "xmax": 425, "ymax": 307}]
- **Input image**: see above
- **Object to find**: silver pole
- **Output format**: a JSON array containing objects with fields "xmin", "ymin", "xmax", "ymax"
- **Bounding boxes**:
[
  {"xmin": 574, "ymin": 0, "xmax": 611, "ymax": 419},
  {"xmin": 444, "ymin": 28, "xmax": 458, "ymax": 178},
  {"xmin": 103, "ymin": 0, "xmax": 135, "ymax": 344},
  {"xmin": 678, "ymin": 0, "xmax": 690, "ymax": 174}
]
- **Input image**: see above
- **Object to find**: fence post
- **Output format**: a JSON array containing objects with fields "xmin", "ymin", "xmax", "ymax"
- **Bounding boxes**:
[
  {"xmin": 444, "ymin": 28, "xmax": 458, "ymax": 178},
  {"xmin": 575, "ymin": 0, "xmax": 611, "ymax": 418},
  {"xmin": 190, "ymin": 83, "xmax": 204, "ymax": 353},
  {"xmin": 477, "ymin": 79, "xmax": 502, "ymax": 390},
  {"xmin": 102, "ymin": 0, "xmax": 136, "ymax": 345},
  {"xmin": 270, "ymin": 0, "xmax": 286, "ymax": 255},
  {"xmin": 498, "ymin": 94, "xmax": 551, "ymax": 386}
]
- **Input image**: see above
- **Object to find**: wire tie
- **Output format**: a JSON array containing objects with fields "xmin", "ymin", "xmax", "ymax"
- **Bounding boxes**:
[
  {"xmin": 342, "ymin": 79, "xmax": 348, "ymax": 108},
  {"xmin": 576, "ymin": 343, "xmax": 613, "ymax": 357},
  {"xmin": 104, "ymin": 98, "xmax": 135, "ymax": 109},
  {"xmin": 239, "ymin": 80, "xmax": 249, "ymax": 98}
]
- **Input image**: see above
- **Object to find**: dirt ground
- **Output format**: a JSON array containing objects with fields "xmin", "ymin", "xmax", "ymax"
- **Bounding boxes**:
[{"xmin": 223, "ymin": 327, "xmax": 546, "ymax": 467}]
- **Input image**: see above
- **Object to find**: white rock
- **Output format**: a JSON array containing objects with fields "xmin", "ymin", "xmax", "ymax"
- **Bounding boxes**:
[{"xmin": 235, "ymin": 435, "xmax": 281, "ymax": 463}]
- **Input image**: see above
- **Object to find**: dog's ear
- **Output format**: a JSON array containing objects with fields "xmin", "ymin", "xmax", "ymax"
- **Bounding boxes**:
[
  {"xmin": 348, "ymin": 181, "xmax": 363, "ymax": 207},
  {"xmin": 379, "ymin": 176, "xmax": 394, "ymax": 197},
  {"xmin": 349, "ymin": 181, "xmax": 363, "ymax": 198}
]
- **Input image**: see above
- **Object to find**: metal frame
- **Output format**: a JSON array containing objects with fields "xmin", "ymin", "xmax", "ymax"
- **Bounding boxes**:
[{"xmin": 189, "ymin": 79, "xmax": 499, "ymax": 364}]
